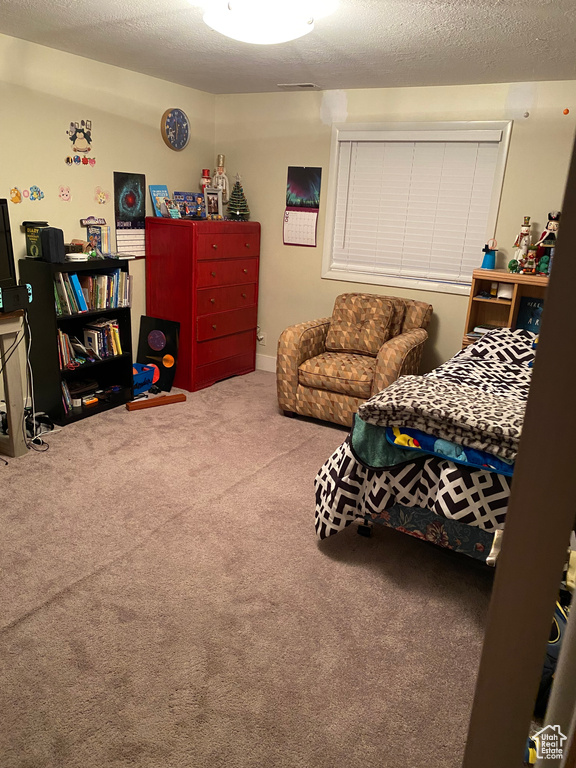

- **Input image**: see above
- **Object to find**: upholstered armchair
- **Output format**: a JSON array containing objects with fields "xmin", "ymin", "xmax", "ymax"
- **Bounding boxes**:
[{"xmin": 277, "ymin": 293, "xmax": 433, "ymax": 427}]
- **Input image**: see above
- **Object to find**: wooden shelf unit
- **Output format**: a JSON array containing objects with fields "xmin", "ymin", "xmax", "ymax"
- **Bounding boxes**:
[
  {"xmin": 463, "ymin": 268, "xmax": 548, "ymax": 347},
  {"xmin": 18, "ymin": 258, "xmax": 133, "ymax": 425}
]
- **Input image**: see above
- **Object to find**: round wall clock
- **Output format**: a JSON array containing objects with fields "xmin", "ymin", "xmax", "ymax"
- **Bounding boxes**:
[{"xmin": 161, "ymin": 108, "xmax": 190, "ymax": 151}]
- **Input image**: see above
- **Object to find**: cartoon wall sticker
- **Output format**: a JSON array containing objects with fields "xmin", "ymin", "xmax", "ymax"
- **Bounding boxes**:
[
  {"xmin": 65, "ymin": 119, "xmax": 96, "ymax": 166},
  {"xmin": 67, "ymin": 119, "xmax": 92, "ymax": 153},
  {"xmin": 95, "ymin": 186, "xmax": 110, "ymax": 205},
  {"xmin": 58, "ymin": 185, "xmax": 71, "ymax": 202},
  {"xmin": 10, "ymin": 187, "xmax": 22, "ymax": 203},
  {"xmin": 29, "ymin": 186, "xmax": 44, "ymax": 201}
]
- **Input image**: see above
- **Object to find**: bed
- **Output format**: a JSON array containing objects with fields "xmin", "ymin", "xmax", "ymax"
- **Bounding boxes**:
[{"xmin": 314, "ymin": 328, "xmax": 536, "ymax": 565}]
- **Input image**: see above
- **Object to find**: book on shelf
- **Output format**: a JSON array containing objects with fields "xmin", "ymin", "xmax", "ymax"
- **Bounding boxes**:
[
  {"xmin": 69, "ymin": 273, "xmax": 89, "ymax": 312},
  {"xmin": 173, "ymin": 191, "xmax": 195, "ymax": 216},
  {"xmin": 55, "ymin": 269, "xmax": 130, "ymax": 314},
  {"xmin": 473, "ymin": 324, "xmax": 503, "ymax": 335},
  {"xmin": 61, "ymin": 380, "xmax": 72, "ymax": 414},
  {"xmin": 83, "ymin": 318, "xmax": 122, "ymax": 358},
  {"xmin": 54, "ymin": 272, "xmax": 72, "ymax": 316},
  {"xmin": 515, "ymin": 296, "xmax": 544, "ymax": 333},
  {"xmin": 149, "ymin": 184, "xmax": 170, "ymax": 217}
]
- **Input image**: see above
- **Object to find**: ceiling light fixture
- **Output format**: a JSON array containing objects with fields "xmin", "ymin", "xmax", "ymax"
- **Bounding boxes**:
[{"xmin": 202, "ymin": 0, "xmax": 338, "ymax": 46}]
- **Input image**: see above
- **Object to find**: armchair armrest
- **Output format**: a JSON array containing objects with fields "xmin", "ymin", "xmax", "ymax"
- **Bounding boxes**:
[
  {"xmin": 277, "ymin": 318, "xmax": 331, "ymax": 411},
  {"xmin": 371, "ymin": 328, "xmax": 428, "ymax": 395}
]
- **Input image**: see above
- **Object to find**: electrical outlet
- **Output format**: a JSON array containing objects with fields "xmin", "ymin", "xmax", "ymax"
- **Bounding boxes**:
[{"xmin": 258, "ymin": 333, "xmax": 267, "ymax": 346}]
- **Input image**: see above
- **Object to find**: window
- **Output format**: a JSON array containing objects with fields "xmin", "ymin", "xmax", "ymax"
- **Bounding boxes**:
[{"xmin": 322, "ymin": 122, "xmax": 512, "ymax": 295}]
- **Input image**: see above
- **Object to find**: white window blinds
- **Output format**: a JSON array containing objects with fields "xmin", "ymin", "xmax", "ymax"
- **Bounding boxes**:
[{"xmin": 330, "ymin": 133, "xmax": 503, "ymax": 286}]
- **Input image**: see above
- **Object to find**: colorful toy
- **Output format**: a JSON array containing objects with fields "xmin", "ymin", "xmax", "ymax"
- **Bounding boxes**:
[
  {"xmin": 512, "ymin": 216, "xmax": 531, "ymax": 263},
  {"xmin": 520, "ymin": 246, "xmax": 538, "ymax": 274},
  {"xmin": 536, "ymin": 211, "xmax": 560, "ymax": 261}
]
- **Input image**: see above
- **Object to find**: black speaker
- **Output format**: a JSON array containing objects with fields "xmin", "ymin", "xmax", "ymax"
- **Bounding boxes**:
[{"xmin": 40, "ymin": 227, "xmax": 65, "ymax": 263}]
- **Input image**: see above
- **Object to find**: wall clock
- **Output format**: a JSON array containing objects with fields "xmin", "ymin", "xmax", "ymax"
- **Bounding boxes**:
[{"xmin": 161, "ymin": 108, "xmax": 190, "ymax": 151}]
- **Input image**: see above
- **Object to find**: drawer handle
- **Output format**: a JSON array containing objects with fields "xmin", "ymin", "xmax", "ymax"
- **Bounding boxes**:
[
  {"xmin": 212, "ymin": 324, "xmax": 217, "ymax": 330},
  {"xmin": 243, "ymin": 268, "xmax": 248, "ymax": 274},
  {"xmin": 241, "ymin": 292, "xmax": 247, "ymax": 298},
  {"xmin": 210, "ymin": 298, "xmax": 216, "ymax": 304},
  {"xmin": 211, "ymin": 271, "xmax": 216, "ymax": 277},
  {"xmin": 245, "ymin": 243, "xmax": 250, "ymax": 248},
  {"xmin": 212, "ymin": 244, "xmax": 218, "ymax": 249}
]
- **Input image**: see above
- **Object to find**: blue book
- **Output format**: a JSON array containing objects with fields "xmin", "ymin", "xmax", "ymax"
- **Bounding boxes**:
[
  {"xmin": 69, "ymin": 273, "xmax": 89, "ymax": 312},
  {"xmin": 515, "ymin": 296, "xmax": 544, "ymax": 333},
  {"xmin": 173, "ymin": 191, "xmax": 195, "ymax": 215},
  {"xmin": 149, "ymin": 184, "xmax": 170, "ymax": 217}
]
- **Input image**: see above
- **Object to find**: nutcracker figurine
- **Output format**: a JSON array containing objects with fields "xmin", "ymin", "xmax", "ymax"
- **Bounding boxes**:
[
  {"xmin": 535, "ymin": 210, "xmax": 560, "ymax": 262},
  {"xmin": 212, "ymin": 154, "xmax": 230, "ymax": 204}
]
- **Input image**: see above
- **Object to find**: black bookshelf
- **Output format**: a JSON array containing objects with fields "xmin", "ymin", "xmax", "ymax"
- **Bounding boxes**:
[{"xmin": 19, "ymin": 258, "xmax": 133, "ymax": 425}]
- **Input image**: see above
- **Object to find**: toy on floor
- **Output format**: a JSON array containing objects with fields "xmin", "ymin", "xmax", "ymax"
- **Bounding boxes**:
[{"xmin": 126, "ymin": 393, "xmax": 186, "ymax": 411}]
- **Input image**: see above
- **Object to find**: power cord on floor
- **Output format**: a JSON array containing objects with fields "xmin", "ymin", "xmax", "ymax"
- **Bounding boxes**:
[{"xmin": 23, "ymin": 312, "xmax": 50, "ymax": 452}]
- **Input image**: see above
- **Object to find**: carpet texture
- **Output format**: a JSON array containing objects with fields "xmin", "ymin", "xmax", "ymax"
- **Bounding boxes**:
[{"xmin": 0, "ymin": 371, "xmax": 493, "ymax": 768}]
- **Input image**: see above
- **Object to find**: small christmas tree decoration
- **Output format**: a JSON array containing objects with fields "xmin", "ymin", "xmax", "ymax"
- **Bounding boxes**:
[{"xmin": 227, "ymin": 174, "xmax": 250, "ymax": 221}]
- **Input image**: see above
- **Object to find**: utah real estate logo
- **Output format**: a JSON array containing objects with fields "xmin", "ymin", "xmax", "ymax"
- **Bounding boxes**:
[{"xmin": 533, "ymin": 724, "xmax": 567, "ymax": 760}]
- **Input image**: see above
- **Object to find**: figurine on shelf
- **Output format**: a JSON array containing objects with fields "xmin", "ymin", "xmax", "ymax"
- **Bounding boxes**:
[
  {"xmin": 536, "ymin": 210, "xmax": 560, "ymax": 266},
  {"xmin": 510, "ymin": 215, "xmax": 532, "ymax": 273},
  {"xmin": 537, "ymin": 253, "xmax": 550, "ymax": 275},
  {"xmin": 200, "ymin": 168, "xmax": 211, "ymax": 192},
  {"xmin": 520, "ymin": 246, "xmax": 538, "ymax": 274},
  {"xmin": 212, "ymin": 154, "xmax": 230, "ymax": 204}
]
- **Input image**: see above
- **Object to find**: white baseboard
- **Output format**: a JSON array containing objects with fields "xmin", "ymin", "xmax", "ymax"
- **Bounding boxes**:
[{"xmin": 256, "ymin": 352, "xmax": 276, "ymax": 373}]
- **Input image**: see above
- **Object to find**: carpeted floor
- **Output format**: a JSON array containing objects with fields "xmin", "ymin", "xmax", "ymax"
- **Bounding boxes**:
[{"xmin": 0, "ymin": 370, "xmax": 493, "ymax": 768}]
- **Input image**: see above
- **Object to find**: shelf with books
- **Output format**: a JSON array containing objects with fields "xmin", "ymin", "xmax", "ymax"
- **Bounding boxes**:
[
  {"xmin": 462, "ymin": 268, "xmax": 548, "ymax": 348},
  {"xmin": 18, "ymin": 258, "xmax": 134, "ymax": 425}
]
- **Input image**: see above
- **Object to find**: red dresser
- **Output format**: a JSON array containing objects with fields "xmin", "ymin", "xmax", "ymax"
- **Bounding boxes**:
[{"xmin": 145, "ymin": 218, "xmax": 260, "ymax": 392}]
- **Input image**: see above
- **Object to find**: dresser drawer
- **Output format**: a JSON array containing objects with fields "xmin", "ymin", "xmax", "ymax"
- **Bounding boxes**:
[
  {"xmin": 194, "ymin": 352, "xmax": 255, "ymax": 390},
  {"xmin": 196, "ymin": 283, "xmax": 257, "ymax": 316},
  {"xmin": 197, "ymin": 258, "xmax": 258, "ymax": 288},
  {"xmin": 196, "ymin": 329, "xmax": 255, "ymax": 366},
  {"xmin": 197, "ymin": 305, "xmax": 257, "ymax": 342},
  {"xmin": 197, "ymin": 232, "xmax": 260, "ymax": 260}
]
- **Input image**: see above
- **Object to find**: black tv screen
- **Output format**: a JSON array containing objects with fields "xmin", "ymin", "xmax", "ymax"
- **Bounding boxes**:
[{"xmin": 0, "ymin": 199, "xmax": 17, "ymax": 290}]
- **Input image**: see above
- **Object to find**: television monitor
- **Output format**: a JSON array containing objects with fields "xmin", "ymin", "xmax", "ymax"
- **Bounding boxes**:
[{"xmin": 0, "ymin": 199, "xmax": 17, "ymax": 290}]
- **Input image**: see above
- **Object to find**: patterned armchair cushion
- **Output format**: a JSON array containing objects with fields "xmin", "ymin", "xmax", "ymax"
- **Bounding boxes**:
[
  {"xmin": 325, "ymin": 294, "xmax": 394, "ymax": 356},
  {"xmin": 298, "ymin": 352, "xmax": 376, "ymax": 399}
]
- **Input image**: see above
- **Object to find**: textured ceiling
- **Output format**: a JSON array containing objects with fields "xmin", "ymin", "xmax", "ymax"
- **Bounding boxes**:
[{"xmin": 1, "ymin": 0, "xmax": 575, "ymax": 94}]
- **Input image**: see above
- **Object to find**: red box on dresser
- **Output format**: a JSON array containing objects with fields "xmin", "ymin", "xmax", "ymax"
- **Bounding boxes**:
[{"xmin": 145, "ymin": 218, "xmax": 260, "ymax": 392}]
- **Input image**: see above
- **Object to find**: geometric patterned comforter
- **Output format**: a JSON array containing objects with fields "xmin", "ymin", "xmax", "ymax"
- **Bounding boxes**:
[{"xmin": 314, "ymin": 328, "xmax": 535, "ymax": 550}]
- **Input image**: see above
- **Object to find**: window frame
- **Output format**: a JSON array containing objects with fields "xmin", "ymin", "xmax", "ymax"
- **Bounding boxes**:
[{"xmin": 321, "ymin": 121, "xmax": 513, "ymax": 296}]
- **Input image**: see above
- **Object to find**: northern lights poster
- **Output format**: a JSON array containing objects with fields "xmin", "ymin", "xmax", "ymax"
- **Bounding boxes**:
[{"xmin": 284, "ymin": 166, "xmax": 322, "ymax": 247}]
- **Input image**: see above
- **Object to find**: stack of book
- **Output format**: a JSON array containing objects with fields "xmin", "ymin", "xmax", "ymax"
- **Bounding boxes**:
[
  {"xmin": 83, "ymin": 318, "xmax": 122, "ymax": 359},
  {"xmin": 465, "ymin": 323, "xmax": 503, "ymax": 342},
  {"xmin": 53, "ymin": 270, "xmax": 132, "ymax": 316},
  {"xmin": 57, "ymin": 332, "xmax": 100, "ymax": 370},
  {"xmin": 61, "ymin": 380, "xmax": 72, "ymax": 414}
]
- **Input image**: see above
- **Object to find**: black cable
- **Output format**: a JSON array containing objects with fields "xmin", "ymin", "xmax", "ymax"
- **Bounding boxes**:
[{"xmin": 23, "ymin": 311, "xmax": 49, "ymax": 452}]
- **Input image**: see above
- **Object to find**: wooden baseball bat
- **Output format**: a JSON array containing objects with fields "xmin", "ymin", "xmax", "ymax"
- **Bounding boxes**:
[{"xmin": 126, "ymin": 393, "xmax": 186, "ymax": 411}]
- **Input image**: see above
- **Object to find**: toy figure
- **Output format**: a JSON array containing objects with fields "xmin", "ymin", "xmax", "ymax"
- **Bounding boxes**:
[
  {"xmin": 212, "ymin": 154, "xmax": 230, "ymax": 203},
  {"xmin": 508, "ymin": 258, "xmax": 519, "ymax": 273},
  {"xmin": 536, "ymin": 210, "xmax": 560, "ymax": 263},
  {"xmin": 512, "ymin": 216, "xmax": 531, "ymax": 264},
  {"xmin": 194, "ymin": 195, "xmax": 206, "ymax": 218},
  {"xmin": 537, "ymin": 253, "xmax": 550, "ymax": 275},
  {"xmin": 520, "ymin": 246, "xmax": 538, "ymax": 274}
]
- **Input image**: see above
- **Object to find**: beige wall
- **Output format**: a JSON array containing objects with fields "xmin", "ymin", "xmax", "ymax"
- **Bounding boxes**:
[
  {"xmin": 0, "ymin": 33, "xmax": 215, "ymax": 359},
  {"xmin": 1, "ymin": 32, "xmax": 575, "ymax": 388},
  {"xmin": 215, "ymin": 82, "xmax": 576, "ymax": 369}
]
